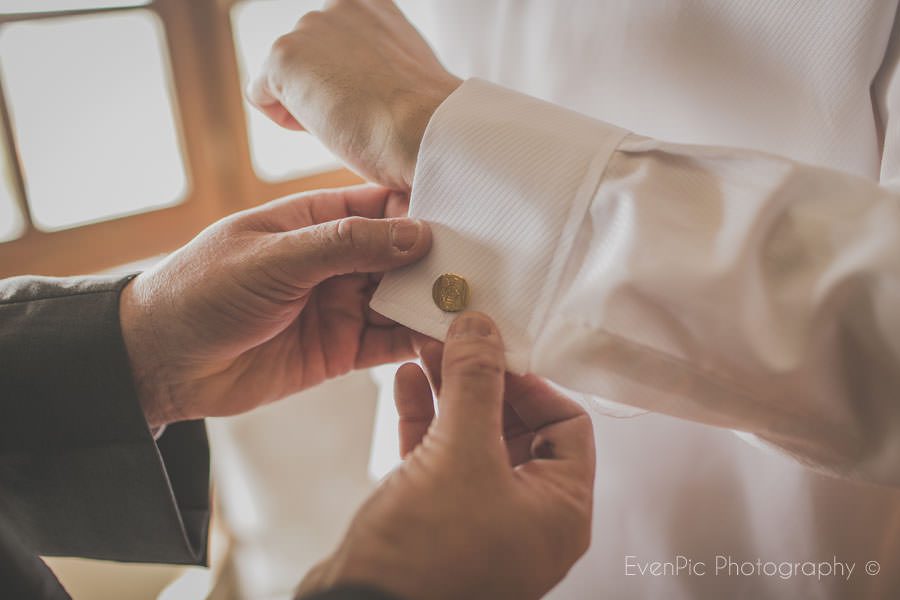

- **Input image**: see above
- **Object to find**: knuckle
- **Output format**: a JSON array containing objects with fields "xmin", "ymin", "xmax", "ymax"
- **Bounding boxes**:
[
  {"xmin": 269, "ymin": 33, "xmax": 296, "ymax": 61},
  {"xmin": 211, "ymin": 210, "xmax": 250, "ymax": 234},
  {"xmin": 267, "ymin": 34, "xmax": 304, "ymax": 77},
  {"xmin": 443, "ymin": 347, "xmax": 504, "ymax": 379},
  {"xmin": 335, "ymin": 216, "xmax": 373, "ymax": 251},
  {"xmin": 295, "ymin": 9, "xmax": 327, "ymax": 30},
  {"xmin": 323, "ymin": 0, "xmax": 357, "ymax": 13}
]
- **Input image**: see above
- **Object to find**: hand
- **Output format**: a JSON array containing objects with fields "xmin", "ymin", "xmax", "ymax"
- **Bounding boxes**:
[
  {"xmin": 297, "ymin": 313, "xmax": 596, "ymax": 600},
  {"xmin": 247, "ymin": 0, "xmax": 461, "ymax": 190},
  {"xmin": 119, "ymin": 185, "xmax": 431, "ymax": 428}
]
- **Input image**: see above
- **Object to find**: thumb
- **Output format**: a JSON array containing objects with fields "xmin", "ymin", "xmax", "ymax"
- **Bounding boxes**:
[
  {"xmin": 435, "ymin": 312, "xmax": 507, "ymax": 452},
  {"xmin": 279, "ymin": 216, "xmax": 431, "ymax": 284}
]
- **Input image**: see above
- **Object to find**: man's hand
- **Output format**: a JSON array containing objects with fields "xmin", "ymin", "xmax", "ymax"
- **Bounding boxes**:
[
  {"xmin": 248, "ymin": 0, "xmax": 461, "ymax": 190},
  {"xmin": 119, "ymin": 185, "xmax": 431, "ymax": 428},
  {"xmin": 297, "ymin": 313, "xmax": 596, "ymax": 600}
]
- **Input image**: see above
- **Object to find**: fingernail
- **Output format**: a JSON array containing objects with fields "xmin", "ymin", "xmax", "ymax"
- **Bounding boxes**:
[
  {"xmin": 391, "ymin": 219, "xmax": 421, "ymax": 251},
  {"xmin": 449, "ymin": 313, "xmax": 494, "ymax": 338}
]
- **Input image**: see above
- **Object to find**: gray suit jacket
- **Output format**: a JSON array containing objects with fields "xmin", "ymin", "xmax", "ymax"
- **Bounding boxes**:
[{"xmin": 0, "ymin": 275, "xmax": 398, "ymax": 600}]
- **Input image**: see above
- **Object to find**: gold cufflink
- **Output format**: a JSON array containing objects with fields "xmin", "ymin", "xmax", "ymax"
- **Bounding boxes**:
[{"xmin": 432, "ymin": 273, "xmax": 470, "ymax": 312}]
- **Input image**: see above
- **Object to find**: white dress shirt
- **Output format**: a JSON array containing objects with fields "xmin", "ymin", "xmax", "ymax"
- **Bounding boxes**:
[{"xmin": 370, "ymin": 1, "xmax": 900, "ymax": 597}]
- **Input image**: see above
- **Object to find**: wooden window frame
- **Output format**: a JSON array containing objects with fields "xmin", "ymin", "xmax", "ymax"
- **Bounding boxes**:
[{"xmin": 0, "ymin": 0, "xmax": 359, "ymax": 278}]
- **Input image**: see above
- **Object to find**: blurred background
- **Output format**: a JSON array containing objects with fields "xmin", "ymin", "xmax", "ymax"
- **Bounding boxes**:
[
  {"xmin": 0, "ymin": 0, "xmax": 433, "ymax": 598},
  {"xmin": 0, "ymin": 0, "xmax": 361, "ymax": 278}
]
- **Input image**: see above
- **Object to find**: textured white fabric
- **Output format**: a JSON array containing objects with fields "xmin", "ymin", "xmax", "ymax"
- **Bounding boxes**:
[
  {"xmin": 369, "ymin": 1, "xmax": 900, "ymax": 597},
  {"xmin": 374, "ymin": 74, "xmax": 900, "ymax": 484},
  {"xmin": 372, "ymin": 80, "xmax": 627, "ymax": 372}
]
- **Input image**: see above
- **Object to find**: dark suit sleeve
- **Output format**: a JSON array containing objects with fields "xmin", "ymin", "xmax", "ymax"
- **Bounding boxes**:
[
  {"xmin": 301, "ymin": 586, "xmax": 403, "ymax": 600},
  {"xmin": 0, "ymin": 274, "xmax": 209, "ymax": 566}
]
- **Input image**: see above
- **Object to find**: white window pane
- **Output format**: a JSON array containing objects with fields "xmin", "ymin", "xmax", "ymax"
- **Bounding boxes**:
[
  {"xmin": 0, "ymin": 0, "xmax": 148, "ymax": 14},
  {"xmin": 0, "ymin": 139, "xmax": 25, "ymax": 242},
  {"xmin": 0, "ymin": 11, "xmax": 187, "ymax": 231},
  {"xmin": 231, "ymin": 0, "xmax": 339, "ymax": 182}
]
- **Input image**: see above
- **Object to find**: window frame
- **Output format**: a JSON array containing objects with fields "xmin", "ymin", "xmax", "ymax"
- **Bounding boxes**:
[{"xmin": 0, "ymin": 0, "xmax": 358, "ymax": 278}]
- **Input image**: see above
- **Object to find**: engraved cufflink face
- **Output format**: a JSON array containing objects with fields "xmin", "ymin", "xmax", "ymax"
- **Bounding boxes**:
[{"xmin": 432, "ymin": 273, "xmax": 470, "ymax": 312}]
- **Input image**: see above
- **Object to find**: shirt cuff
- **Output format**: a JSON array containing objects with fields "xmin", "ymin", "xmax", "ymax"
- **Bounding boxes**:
[{"xmin": 371, "ymin": 78, "xmax": 628, "ymax": 372}]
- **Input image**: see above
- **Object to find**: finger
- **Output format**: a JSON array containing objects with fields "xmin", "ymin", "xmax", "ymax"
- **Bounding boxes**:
[
  {"xmin": 418, "ymin": 340, "xmax": 443, "ymax": 394},
  {"xmin": 305, "ymin": 185, "xmax": 399, "ymax": 223},
  {"xmin": 246, "ymin": 74, "xmax": 305, "ymax": 130},
  {"xmin": 435, "ymin": 312, "xmax": 506, "ymax": 450},
  {"xmin": 407, "ymin": 331, "xmax": 434, "ymax": 356},
  {"xmin": 522, "ymin": 415, "xmax": 596, "ymax": 485},
  {"xmin": 394, "ymin": 363, "xmax": 435, "ymax": 456},
  {"xmin": 502, "ymin": 388, "xmax": 531, "ymax": 438},
  {"xmin": 279, "ymin": 216, "xmax": 432, "ymax": 284},
  {"xmin": 384, "ymin": 190, "xmax": 410, "ymax": 218},
  {"xmin": 503, "ymin": 375, "xmax": 594, "ymax": 469},
  {"xmin": 504, "ymin": 374, "xmax": 586, "ymax": 432},
  {"xmin": 421, "ymin": 342, "xmax": 531, "ymax": 463},
  {"xmin": 355, "ymin": 325, "xmax": 417, "ymax": 369},
  {"xmin": 499, "ymin": 400, "xmax": 531, "ymax": 466},
  {"xmin": 365, "ymin": 303, "xmax": 396, "ymax": 327},
  {"xmin": 505, "ymin": 430, "xmax": 536, "ymax": 467},
  {"xmin": 243, "ymin": 185, "xmax": 395, "ymax": 233}
]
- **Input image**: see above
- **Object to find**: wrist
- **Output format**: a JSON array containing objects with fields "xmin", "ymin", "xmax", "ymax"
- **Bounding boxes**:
[
  {"xmin": 119, "ymin": 275, "xmax": 176, "ymax": 429},
  {"xmin": 395, "ymin": 75, "xmax": 462, "ymax": 188},
  {"xmin": 299, "ymin": 538, "xmax": 414, "ymax": 600}
]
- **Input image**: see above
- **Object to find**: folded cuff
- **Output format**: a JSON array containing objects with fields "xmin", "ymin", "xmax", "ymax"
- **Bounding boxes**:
[{"xmin": 371, "ymin": 78, "xmax": 628, "ymax": 372}]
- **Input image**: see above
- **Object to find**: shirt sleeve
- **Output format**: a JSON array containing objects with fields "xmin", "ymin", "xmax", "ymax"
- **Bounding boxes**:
[
  {"xmin": 0, "ymin": 274, "xmax": 210, "ymax": 565},
  {"xmin": 370, "ymin": 77, "xmax": 900, "ymax": 485}
]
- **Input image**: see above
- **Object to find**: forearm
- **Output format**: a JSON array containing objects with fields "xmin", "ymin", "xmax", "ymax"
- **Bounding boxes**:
[
  {"xmin": 373, "ymin": 78, "xmax": 900, "ymax": 484},
  {"xmin": 534, "ymin": 135, "xmax": 900, "ymax": 481}
]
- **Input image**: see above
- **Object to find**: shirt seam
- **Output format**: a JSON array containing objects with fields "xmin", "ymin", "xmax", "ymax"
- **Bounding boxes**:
[
  {"xmin": 540, "ymin": 314, "xmax": 851, "ymax": 443},
  {"xmin": 524, "ymin": 130, "xmax": 631, "ymax": 373},
  {"xmin": 554, "ymin": 316, "xmax": 752, "ymax": 400}
]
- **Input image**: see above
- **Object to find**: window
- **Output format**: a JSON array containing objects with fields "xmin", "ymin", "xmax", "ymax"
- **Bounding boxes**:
[
  {"xmin": 0, "ymin": 11, "xmax": 187, "ymax": 231},
  {"xmin": 0, "ymin": 0, "xmax": 358, "ymax": 277},
  {"xmin": 0, "ymin": 118, "xmax": 24, "ymax": 243},
  {"xmin": 231, "ymin": 0, "xmax": 338, "ymax": 182}
]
